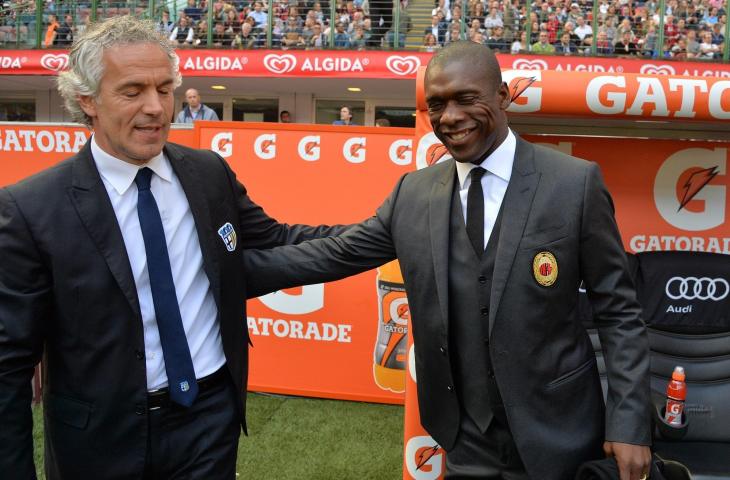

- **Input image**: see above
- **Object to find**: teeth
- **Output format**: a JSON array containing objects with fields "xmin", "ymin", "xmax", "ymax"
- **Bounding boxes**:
[{"xmin": 450, "ymin": 130, "xmax": 470, "ymax": 140}]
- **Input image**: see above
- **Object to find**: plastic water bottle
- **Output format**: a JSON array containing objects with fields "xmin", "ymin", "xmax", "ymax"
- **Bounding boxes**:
[{"xmin": 664, "ymin": 366, "xmax": 686, "ymax": 426}]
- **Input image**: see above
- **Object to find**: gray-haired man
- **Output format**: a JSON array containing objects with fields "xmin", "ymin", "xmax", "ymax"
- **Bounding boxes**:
[{"xmin": 0, "ymin": 15, "xmax": 342, "ymax": 479}]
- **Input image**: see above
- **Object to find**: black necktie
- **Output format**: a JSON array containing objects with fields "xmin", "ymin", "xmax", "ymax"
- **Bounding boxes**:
[
  {"xmin": 135, "ymin": 167, "xmax": 198, "ymax": 407},
  {"xmin": 466, "ymin": 167, "xmax": 486, "ymax": 258}
]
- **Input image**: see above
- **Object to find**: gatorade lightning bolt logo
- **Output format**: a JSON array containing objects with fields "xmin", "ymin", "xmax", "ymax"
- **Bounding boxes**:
[
  {"xmin": 350, "ymin": 142, "xmax": 364, "ymax": 157},
  {"xmin": 261, "ymin": 139, "xmax": 275, "ymax": 154},
  {"xmin": 679, "ymin": 166, "xmax": 719, "ymax": 212},
  {"xmin": 426, "ymin": 143, "xmax": 449, "ymax": 166},
  {"xmin": 416, "ymin": 444, "xmax": 443, "ymax": 471},
  {"xmin": 304, "ymin": 140, "xmax": 318, "ymax": 156}
]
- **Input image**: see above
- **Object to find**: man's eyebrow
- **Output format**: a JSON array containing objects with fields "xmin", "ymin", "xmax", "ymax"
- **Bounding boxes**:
[{"xmin": 116, "ymin": 78, "xmax": 175, "ymax": 91}]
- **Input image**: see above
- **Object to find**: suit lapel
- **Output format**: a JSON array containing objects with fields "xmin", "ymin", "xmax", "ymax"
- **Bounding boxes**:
[
  {"xmin": 166, "ymin": 144, "xmax": 222, "ymax": 310},
  {"xmin": 69, "ymin": 143, "xmax": 141, "ymax": 318},
  {"xmin": 489, "ymin": 137, "xmax": 540, "ymax": 334},
  {"xmin": 429, "ymin": 159, "xmax": 456, "ymax": 331}
]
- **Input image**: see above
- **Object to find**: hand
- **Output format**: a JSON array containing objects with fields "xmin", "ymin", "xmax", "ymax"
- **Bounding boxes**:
[{"xmin": 603, "ymin": 441, "xmax": 652, "ymax": 480}]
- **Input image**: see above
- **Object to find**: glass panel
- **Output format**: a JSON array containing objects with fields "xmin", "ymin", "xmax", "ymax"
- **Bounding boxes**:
[
  {"xmin": 315, "ymin": 99, "xmax": 365, "ymax": 125},
  {"xmin": 232, "ymin": 97, "xmax": 278, "ymax": 122},
  {"xmin": 0, "ymin": 99, "xmax": 35, "ymax": 121},
  {"xmin": 374, "ymin": 106, "xmax": 415, "ymax": 128}
]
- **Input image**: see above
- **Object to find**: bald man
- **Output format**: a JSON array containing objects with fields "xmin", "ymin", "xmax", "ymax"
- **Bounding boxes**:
[
  {"xmin": 176, "ymin": 88, "xmax": 219, "ymax": 123},
  {"xmin": 243, "ymin": 41, "xmax": 652, "ymax": 479}
]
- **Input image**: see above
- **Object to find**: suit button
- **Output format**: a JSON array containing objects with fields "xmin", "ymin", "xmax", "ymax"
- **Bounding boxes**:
[
  {"xmin": 447, "ymin": 385, "xmax": 454, "ymax": 392},
  {"xmin": 488, "ymin": 370, "xmax": 495, "ymax": 379},
  {"xmin": 135, "ymin": 404, "xmax": 145, "ymax": 415},
  {"xmin": 481, "ymin": 306, "xmax": 489, "ymax": 315},
  {"xmin": 135, "ymin": 349, "xmax": 145, "ymax": 360},
  {"xmin": 483, "ymin": 337, "xmax": 489, "ymax": 345},
  {"xmin": 439, "ymin": 346, "xmax": 447, "ymax": 355},
  {"xmin": 478, "ymin": 275, "xmax": 487, "ymax": 284}
]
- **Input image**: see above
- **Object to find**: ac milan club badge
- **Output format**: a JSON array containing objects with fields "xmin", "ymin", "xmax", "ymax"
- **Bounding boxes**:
[{"xmin": 533, "ymin": 251, "xmax": 558, "ymax": 287}]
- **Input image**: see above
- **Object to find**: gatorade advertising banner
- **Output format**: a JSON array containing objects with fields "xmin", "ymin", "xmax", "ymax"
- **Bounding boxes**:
[
  {"xmin": 197, "ymin": 121, "xmax": 414, "ymax": 404},
  {"xmin": 0, "ymin": 124, "xmax": 196, "ymax": 186}
]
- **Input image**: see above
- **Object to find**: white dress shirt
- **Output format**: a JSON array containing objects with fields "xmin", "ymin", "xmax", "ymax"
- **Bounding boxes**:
[
  {"xmin": 455, "ymin": 129, "xmax": 516, "ymax": 249},
  {"xmin": 91, "ymin": 137, "xmax": 225, "ymax": 390}
]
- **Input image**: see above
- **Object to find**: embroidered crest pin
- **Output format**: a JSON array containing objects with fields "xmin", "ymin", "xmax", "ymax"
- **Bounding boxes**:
[
  {"xmin": 218, "ymin": 222, "xmax": 237, "ymax": 252},
  {"xmin": 533, "ymin": 251, "xmax": 558, "ymax": 286}
]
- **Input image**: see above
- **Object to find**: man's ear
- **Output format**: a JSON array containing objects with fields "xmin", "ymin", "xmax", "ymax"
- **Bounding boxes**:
[
  {"xmin": 77, "ymin": 95, "xmax": 97, "ymax": 119},
  {"xmin": 498, "ymin": 82, "xmax": 511, "ymax": 110}
]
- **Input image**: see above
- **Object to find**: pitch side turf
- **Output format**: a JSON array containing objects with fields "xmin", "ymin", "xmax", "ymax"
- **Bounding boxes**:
[{"xmin": 33, "ymin": 392, "xmax": 405, "ymax": 479}]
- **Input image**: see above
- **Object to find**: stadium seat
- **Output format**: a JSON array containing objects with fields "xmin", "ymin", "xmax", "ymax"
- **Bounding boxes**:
[{"xmin": 635, "ymin": 251, "xmax": 730, "ymax": 480}]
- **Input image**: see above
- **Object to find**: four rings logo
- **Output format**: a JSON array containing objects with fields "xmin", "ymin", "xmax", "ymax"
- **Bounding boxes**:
[
  {"xmin": 40, "ymin": 53, "xmax": 69, "ymax": 72},
  {"xmin": 263, "ymin": 54, "xmax": 297, "ymax": 74},
  {"xmin": 665, "ymin": 276, "xmax": 729, "ymax": 301},
  {"xmin": 639, "ymin": 64, "xmax": 676, "ymax": 75},
  {"xmin": 511, "ymin": 58, "xmax": 548, "ymax": 70},
  {"xmin": 385, "ymin": 55, "xmax": 420, "ymax": 76}
]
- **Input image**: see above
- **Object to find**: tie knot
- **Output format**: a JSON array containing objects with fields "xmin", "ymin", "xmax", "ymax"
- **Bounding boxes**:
[
  {"xmin": 135, "ymin": 167, "xmax": 153, "ymax": 191},
  {"xmin": 470, "ymin": 167, "xmax": 486, "ymax": 182}
]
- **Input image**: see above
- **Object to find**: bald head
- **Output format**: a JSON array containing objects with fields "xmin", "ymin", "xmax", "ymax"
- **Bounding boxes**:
[
  {"xmin": 426, "ymin": 41, "xmax": 503, "ymax": 92},
  {"xmin": 185, "ymin": 88, "xmax": 201, "ymax": 109}
]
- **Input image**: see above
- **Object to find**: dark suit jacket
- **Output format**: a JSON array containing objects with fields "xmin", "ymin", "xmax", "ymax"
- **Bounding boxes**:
[
  {"xmin": 423, "ymin": 25, "xmax": 446, "ymax": 44},
  {"xmin": 0, "ymin": 142, "xmax": 343, "ymax": 479},
  {"xmin": 245, "ymin": 137, "xmax": 652, "ymax": 479}
]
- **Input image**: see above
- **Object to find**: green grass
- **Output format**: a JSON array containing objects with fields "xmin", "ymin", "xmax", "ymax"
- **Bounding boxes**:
[{"xmin": 32, "ymin": 392, "xmax": 405, "ymax": 479}]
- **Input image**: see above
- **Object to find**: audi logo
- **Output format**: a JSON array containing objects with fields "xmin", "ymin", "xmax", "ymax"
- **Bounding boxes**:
[{"xmin": 665, "ymin": 277, "xmax": 729, "ymax": 301}]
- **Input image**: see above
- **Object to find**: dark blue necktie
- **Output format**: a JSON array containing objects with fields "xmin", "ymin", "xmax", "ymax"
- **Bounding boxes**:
[
  {"xmin": 466, "ymin": 167, "xmax": 486, "ymax": 258},
  {"xmin": 135, "ymin": 167, "xmax": 198, "ymax": 407}
]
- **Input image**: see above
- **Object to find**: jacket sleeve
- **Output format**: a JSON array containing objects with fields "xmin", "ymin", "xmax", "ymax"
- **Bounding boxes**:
[
  {"xmin": 0, "ymin": 188, "xmax": 50, "ymax": 479},
  {"xmin": 579, "ymin": 162, "xmax": 652, "ymax": 446},
  {"xmin": 242, "ymin": 174, "xmax": 407, "ymax": 298}
]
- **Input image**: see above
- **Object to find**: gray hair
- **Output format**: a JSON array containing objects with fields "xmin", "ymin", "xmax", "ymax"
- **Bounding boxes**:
[{"xmin": 57, "ymin": 16, "xmax": 182, "ymax": 127}]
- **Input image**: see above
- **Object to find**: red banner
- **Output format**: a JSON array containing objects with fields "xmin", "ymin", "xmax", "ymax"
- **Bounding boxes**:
[{"xmin": 3, "ymin": 49, "xmax": 730, "ymax": 78}]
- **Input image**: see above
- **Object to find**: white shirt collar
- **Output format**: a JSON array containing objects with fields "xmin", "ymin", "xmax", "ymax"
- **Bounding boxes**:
[
  {"xmin": 455, "ymin": 128, "xmax": 516, "ymax": 189},
  {"xmin": 91, "ymin": 135, "xmax": 172, "ymax": 196}
]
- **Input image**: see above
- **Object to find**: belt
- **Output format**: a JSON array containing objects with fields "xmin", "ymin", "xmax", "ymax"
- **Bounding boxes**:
[{"xmin": 147, "ymin": 367, "xmax": 228, "ymax": 410}]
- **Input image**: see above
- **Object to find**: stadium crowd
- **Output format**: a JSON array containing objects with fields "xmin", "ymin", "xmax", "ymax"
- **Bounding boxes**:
[{"xmin": 0, "ymin": 0, "xmax": 727, "ymax": 59}]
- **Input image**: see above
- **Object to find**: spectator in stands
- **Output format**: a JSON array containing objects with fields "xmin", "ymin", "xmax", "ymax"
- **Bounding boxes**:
[
  {"xmin": 510, "ymin": 29, "xmax": 528, "ymax": 53},
  {"xmin": 350, "ymin": 23, "xmax": 370, "ymax": 49},
  {"xmin": 233, "ymin": 21, "xmax": 262, "ymax": 48},
  {"xmin": 304, "ymin": 21, "xmax": 327, "ymax": 48},
  {"xmin": 471, "ymin": 30, "xmax": 486, "ymax": 44},
  {"xmin": 483, "ymin": 6, "xmax": 504, "ymax": 29},
  {"xmin": 664, "ymin": 14, "xmax": 680, "ymax": 46},
  {"xmin": 170, "ymin": 16, "xmax": 195, "ymax": 46},
  {"xmin": 374, "ymin": 117, "xmax": 391, "ymax": 127},
  {"xmin": 224, "ymin": 9, "xmax": 241, "ymax": 34},
  {"xmin": 44, "ymin": 13, "xmax": 59, "ymax": 47},
  {"xmin": 486, "ymin": 25, "xmax": 509, "ymax": 52},
  {"xmin": 279, "ymin": 110, "xmax": 292, "ymax": 122},
  {"xmin": 211, "ymin": 21, "xmax": 234, "ymax": 47},
  {"xmin": 546, "ymin": 12, "xmax": 561, "ymax": 43},
  {"xmin": 616, "ymin": 17, "xmax": 636, "ymax": 42},
  {"xmin": 568, "ymin": 2, "xmax": 583, "ymax": 23},
  {"xmin": 422, "ymin": 32, "xmax": 441, "ymax": 51},
  {"xmin": 177, "ymin": 88, "xmax": 220, "ymax": 123},
  {"xmin": 445, "ymin": 21, "xmax": 465, "ymax": 44},
  {"xmin": 711, "ymin": 21, "xmax": 725, "ymax": 45},
  {"xmin": 432, "ymin": 0, "xmax": 451, "ymax": 22},
  {"xmin": 555, "ymin": 31, "xmax": 577, "ymax": 53},
  {"xmin": 685, "ymin": 29, "xmax": 701, "ymax": 56},
  {"xmin": 563, "ymin": 21, "xmax": 585, "ymax": 50},
  {"xmin": 699, "ymin": 29, "xmax": 720, "ymax": 57},
  {"xmin": 193, "ymin": 20, "xmax": 208, "ymax": 46},
  {"xmin": 595, "ymin": 29, "xmax": 615, "ymax": 54},
  {"xmin": 469, "ymin": 2, "xmax": 486, "ymax": 25},
  {"xmin": 248, "ymin": 1, "xmax": 268, "ymax": 28},
  {"xmin": 282, "ymin": 16, "xmax": 303, "ymax": 48},
  {"xmin": 615, "ymin": 30, "xmax": 640, "ymax": 55},
  {"xmin": 670, "ymin": 36, "xmax": 689, "ymax": 58},
  {"xmin": 641, "ymin": 24, "xmax": 659, "ymax": 56},
  {"xmin": 532, "ymin": 30, "xmax": 556, "ymax": 52},
  {"xmin": 54, "ymin": 14, "xmax": 74, "ymax": 47},
  {"xmin": 598, "ymin": 16, "xmax": 617, "ymax": 44},
  {"xmin": 574, "ymin": 16, "xmax": 593, "ymax": 41},
  {"xmin": 333, "ymin": 105, "xmax": 356, "ymax": 125},
  {"xmin": 184, "ymin": 0, "xmax": 204, "ymax": 23},
  {"xmin": 158, "ymin": 10, "xmax": 175, "ymax": 35},
  {"xmin": 425, "ymin": 14, "xmax": 447, "ymax": 45},
  {"xmin": 332, "ymin": 21, "xmax": 351, "ymax": 48}
]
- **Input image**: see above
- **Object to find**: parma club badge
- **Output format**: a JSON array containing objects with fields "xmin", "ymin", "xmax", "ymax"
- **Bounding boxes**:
[
  {"xmin": 533, "ymin": 251, "xmax": 558, "ymax": 287},
  {"xmin": 217, "ymin": 222, "xmax": 237, "ymax": 252}
]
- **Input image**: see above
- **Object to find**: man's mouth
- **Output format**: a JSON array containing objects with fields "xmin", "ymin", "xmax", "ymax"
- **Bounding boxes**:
[{"xmin": 445, "ymin": 128, "xmax": 474, "ymax": 142}]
